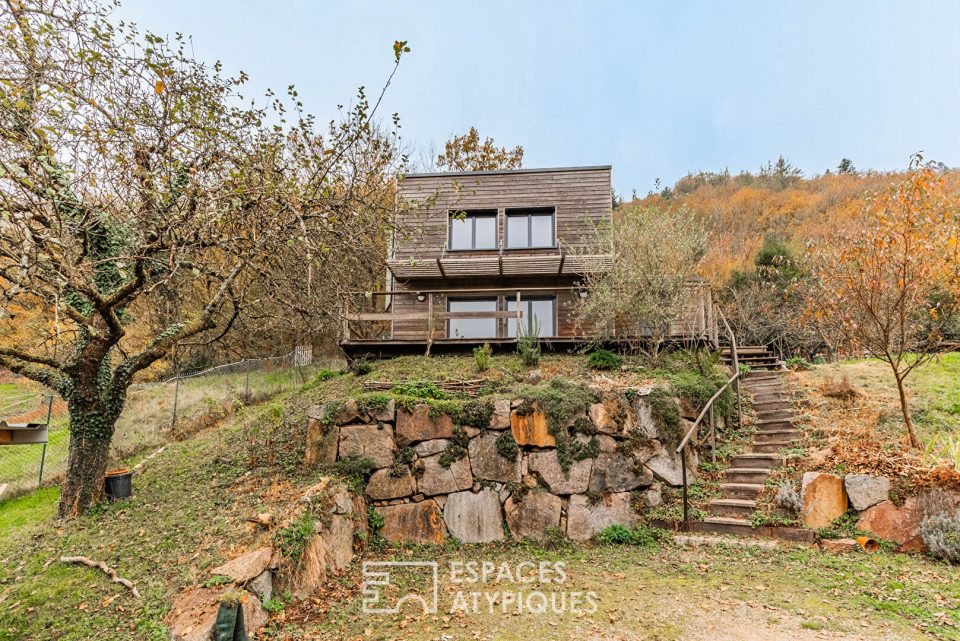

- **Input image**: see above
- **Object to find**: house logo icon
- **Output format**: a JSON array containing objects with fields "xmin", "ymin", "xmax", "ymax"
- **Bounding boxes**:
[{"xmin": 361, "ymin": 561, "xmax": 439, "ymax": 614}]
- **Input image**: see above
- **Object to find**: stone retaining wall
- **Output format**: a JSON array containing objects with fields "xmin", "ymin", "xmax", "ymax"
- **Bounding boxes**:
[{"xmin": 305, "ymin": 390, "xmax": 701, "ymax": 543}]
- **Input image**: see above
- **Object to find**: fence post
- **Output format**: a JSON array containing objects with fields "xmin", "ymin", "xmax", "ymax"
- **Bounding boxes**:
[
  {"xmin": 709, "ymin": 405, "xmax": 716, "ymax": 465},
  {"xmin": 244, "ymin": 360, "xmax": 251, "ymax": 399},
  {"xmin": 171, "ymin": 376, "xmax": 181, "ymax": 430},
  {"xmin": 38, "ymin": 394, "xmax": 53, "ymax": 484},
  {"xmin": 681, "ymin": 446, "xmax": 689, "ymax": 531}
]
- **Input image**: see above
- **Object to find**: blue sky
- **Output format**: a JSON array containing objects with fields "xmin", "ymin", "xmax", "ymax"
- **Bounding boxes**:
[{"xmin": 119, "ymin": 1, "xmax": 960, "ymax": 194}]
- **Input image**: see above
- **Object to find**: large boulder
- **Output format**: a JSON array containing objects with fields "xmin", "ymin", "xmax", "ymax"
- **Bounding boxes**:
[
  {"xmin": 566, "ymin": 493, "xmax": 639, "ymax": 541},
  {"xmin": 528, "ymin": 451, "xmax": 592, "ymax": 495},
  {"xmin": 589, "ymin": 397, "xmax": 632, "ymax": 436},
  {"xmin": 305, "ymin": 418, "xmax": 339, "ymax": 466},
  {"xmin": 338, "ymin": 424, "xmax": 395, "ymax": 468},
  {"xmin": 166, "ymin": 587, "xmax": 268, "ymax": 641},
  {"xmin": 334, "ymin": 399, "xmax": 362, "ymax": 425},
  {"xmin": 468, "ymin": 433, "xmax": 522, "ymax": 483},
  {"xmin": 490, "ymin": 399, "xmax": 512, "ymax": 429},
  {"xmin": 644, "ymin": 444, "xmax": 697, "ymax": 487},
  {"xmin": 801, "ymin": 472, "xmax": 848, "ymax": 528},
  {"xmin": 504, "ymin": 492, "xmax": 562, "ymax": 540},
  {"xmin": 844, "ymin": 474, "xmax": 890, "ymax": 511},
  {"xmin": 588, "ymin": 452, "xmax": 653, "ymax": 492},
  {"xmin": 369, "ymin": 398, "xmax": 396, "ymax": 423},
  {"xmin": 857, "ymin": 498, "xmax": 926, "ymax": 551},
  {"xmin": 378, "ymin": 500, "xmax": 446, "ymax": 545},
  {"xmin": 209, "ymin": 547, "xmax": 273, "ymax": 584},
  {"xmin": 630, "ymin": 395, "xmax": 659, "ymax": 440},
  {"xmin": 414, "ymin": 439, "xmax": 449, "ymax": 457},
  {"xmin": 417, "ymin": 454, "xmax": 473, "ymax": 496},
  {"xmin": 365, "ymin": 468, "xmax": 415, "ymax": 500},
  {"xmin": 511, "ymin": 405, "xmax": 556, "ymax": 447},
  {"xmin": 443, "ymin": 489, "xmax": 504, "ymax": 543},
  {"xmin": 396, "ymin": 404, "xmax": 454, "ymax": 443}
]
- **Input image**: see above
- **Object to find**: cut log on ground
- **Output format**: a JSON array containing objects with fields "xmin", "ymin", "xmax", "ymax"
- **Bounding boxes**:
[{"xmin": 59, "ymin": 556, "xmax": 140, "ymax": 598}]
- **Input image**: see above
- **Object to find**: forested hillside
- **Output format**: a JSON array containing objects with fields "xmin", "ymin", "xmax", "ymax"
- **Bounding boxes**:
[{"xmin": 630, "ymin": 159, "xmax": 960, "ymax": 284}]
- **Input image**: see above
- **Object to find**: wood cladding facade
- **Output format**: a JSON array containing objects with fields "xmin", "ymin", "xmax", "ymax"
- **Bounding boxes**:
[{"xmin": 393, "ymin": 166, "xmax": 612, "ymax": 261}]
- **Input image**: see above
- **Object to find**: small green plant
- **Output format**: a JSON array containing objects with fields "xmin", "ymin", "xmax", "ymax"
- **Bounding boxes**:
[
  {"xmin": 648, "ymin": 386, "xmax": 683, "ymax": 446},
  {"xmin": 439, "ymin": 426, "xmax": 470, "ymax": 468},
  {"xmin": 495, "ymin": 431, "xmax": 520, "ymax": 461},
  {"xmin": 274, "ymin": 512, "xmax": 316, "ymax": 567},
  {"xmin": 785, "ymin": 356, "xmax": 812, "ymax": 371},
  {"xmin": 454, "ymin": 398, "xmax": 494, "ymax": 427},
  {"xmin": 367, "ymin": 506, "xmax": 386, "ymax": 550},
  {"xmin": 596, "ymin": 524, "xmax": 667, "ymax": 547},
  {"xmin": 348, "ymin": 357, "xmax": 375, "ymax": 376},
  {"xmin": 262, "ymin": 598, "xmax": 286, "ymax": 614},
  {"xmin": 391, "ymin": 381, "xmax": 451, "ymax": 400},
  {"xmin": 328, "ymin": 455, "xmax": 376, "ymax": 492},
  {"xmin": 517, "ymin": 319, "xmax": 541, "ymax": 366},
  {"xmin": 587, "ymin": 349, "xmax": 623, "ymax": 370},
  {"xmin": 473, "ymin": 343, "xmax": 493, "ymax": 372},
  {"xmin": 390, "ymin": 446, "xmax": 415, "ymax": 478},
  {"xmin": 201, "ymin": 574, "xmax": 233, "ymax": 589},
  {"xmin": 312, "ymin": 369, "xmax": 342, "ymax": 383}
]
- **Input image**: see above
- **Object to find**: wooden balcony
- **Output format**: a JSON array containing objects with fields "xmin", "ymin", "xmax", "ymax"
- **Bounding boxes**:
[{"xmin": 339, "ymin": 283, "xmax": 717, "ymax": 355}]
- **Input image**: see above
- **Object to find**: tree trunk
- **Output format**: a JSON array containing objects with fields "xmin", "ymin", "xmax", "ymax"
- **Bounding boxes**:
[
  {"xmin": 892, "ymin": 370, "xmax": 921, "ymax": 449},
  {"xmin": 58, "ymin": 410, "xmax": 116, "ymax": 518}
]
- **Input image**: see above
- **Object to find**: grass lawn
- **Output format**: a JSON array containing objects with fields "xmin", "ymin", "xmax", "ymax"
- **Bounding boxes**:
[
  {"xmin": 0, "ymin": 365, "xmax": 958, "ymax": 641},
  {"xmin": 794, "ymin": 354, "xmax": 960, "ymax": 461}
]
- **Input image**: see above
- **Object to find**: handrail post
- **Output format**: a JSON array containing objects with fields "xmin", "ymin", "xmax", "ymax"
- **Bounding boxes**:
[
  {"xmin": 681, "ymin": 446, "xmax": 689, "ymax": 531},
  {"xmin": 709, "ymin": 405, "xmax": 716, "ymax": 465}
]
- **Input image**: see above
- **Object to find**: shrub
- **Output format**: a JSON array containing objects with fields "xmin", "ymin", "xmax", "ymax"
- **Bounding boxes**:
[
  {"xmin": 328, "ymin": 455, "xmax": 376, "ymax": 492},
  {"xmin": 919, "ymin": 490, "xmax": 960, "ymax": 562},
  {"xmin": 349, "ymin": 358, "xmax": 374, "ymax": 376},
  {"xmin": 473, "ymin": 343, "xmax": 493, "ymax": 372},
  {"xmin": 518, "ymin": 320, "xmax": 541, "ymax": 366},
  {"xmin": 774, "ymin": 481, "xmax": 802, "ymax": 513},
  {"xmin": 785, "ymin": 356, "xmax": 812, "ymax": 371},
  {"xmin": 596, "ymin": 524, "xmax": 667, "ymax": 547},
  {"xmin": 587, "ymin": 349, "xmax": 623, "ymax": 370},
  {"xmin": 439, "ymin": 426, "xmax": 469, "ymax": 468},
  {"xmin": 391, "ymin": 381, "xmax": 450, "ymax": 400},
  {"xmin": 495, "ymin": 431, "xmax": 520, "ymax": 461}
]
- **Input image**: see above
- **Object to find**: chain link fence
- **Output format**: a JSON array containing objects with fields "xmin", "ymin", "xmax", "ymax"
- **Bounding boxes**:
[{"xmin": 0, "ymin": 352, "xmax": 341, "ymax": 499}]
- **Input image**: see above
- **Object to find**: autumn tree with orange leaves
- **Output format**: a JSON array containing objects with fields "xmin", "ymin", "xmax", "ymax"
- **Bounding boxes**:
[
  {"xmin": 808, "ymin": 156, "xmax": 960, "ymax": 448},
  {"xmin": 436, "ymin": 127, "xmax": 524, "ymax": 172}
]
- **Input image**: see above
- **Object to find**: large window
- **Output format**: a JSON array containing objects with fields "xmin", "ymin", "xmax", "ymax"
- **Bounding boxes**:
[
  {"xmin": 506, "ymin": 296, "xmax": 555, "ymax": 337},
  {"xmin": 448, "ymin": 209, "xmax": 497, "ymax": 250},
  {"xmin": 447, "ymin": 298, "xmax": 498, "ymax": 339},
  {"xmin": 506, "ymin": 207, "xmax": 555, "ymax": 249}
]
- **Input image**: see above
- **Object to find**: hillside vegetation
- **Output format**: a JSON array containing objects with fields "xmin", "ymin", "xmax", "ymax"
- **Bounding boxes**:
[{"xmin": 632, "ymin": 163, "xmax": 960, "ymax": 284}]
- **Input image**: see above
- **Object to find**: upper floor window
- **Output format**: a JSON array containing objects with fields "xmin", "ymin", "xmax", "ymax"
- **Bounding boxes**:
[
  {"xmin": 448, "ymin": 209, "xmax": 497, "ymax": 250},
  {"xmin": 506, "ymin": 207, "xmax": 555, "ymax": 249}
]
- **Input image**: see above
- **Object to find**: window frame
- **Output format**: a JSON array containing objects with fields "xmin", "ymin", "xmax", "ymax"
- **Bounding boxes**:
[
  {"xmin": 505, "ymin": 207, "xmax": 556, "ymax": 250},
  {"xmin": 506, "ymin": 295, "xmax": 557, "ymax": 338},
  {"xmin": 447, "ymin": 209, "xmax": 498, "ymax": 251}
]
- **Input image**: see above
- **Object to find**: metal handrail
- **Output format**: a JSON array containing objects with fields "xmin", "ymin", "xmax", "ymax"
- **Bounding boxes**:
[
  {"xmin": 675, "ymin": 369, "xmax": 741, "ymax": 531},
  {"xmin": 715, "ymin": 305, "xmax": 743, "ymax": 427}
]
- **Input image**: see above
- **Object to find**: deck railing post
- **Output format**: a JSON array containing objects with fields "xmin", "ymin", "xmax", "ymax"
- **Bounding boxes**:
[
  {"xmin": 515, "ymin": 291, "xmax": 522, "ymax": 340},
  {"xmin": 425, "ymin": 293, "xmax": 434, "ymax": 356},
  {"xmin": 709, "ymin": 404, "xmax": 716, "ymax": 465}
]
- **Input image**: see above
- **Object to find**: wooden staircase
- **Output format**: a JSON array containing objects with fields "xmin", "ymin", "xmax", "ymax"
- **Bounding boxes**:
[
  {"xmin": 701, "ymin": 369, "xmax": 801, "ymax": 534},
  {"xmin": 721, "ymin": 345, "xmax": 781, "ymax": 371}
]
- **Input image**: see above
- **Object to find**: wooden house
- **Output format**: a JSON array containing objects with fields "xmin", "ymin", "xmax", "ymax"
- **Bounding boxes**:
[{"xmin": 340, "ymin": 165, "xmax": 715, "ymax": 354}]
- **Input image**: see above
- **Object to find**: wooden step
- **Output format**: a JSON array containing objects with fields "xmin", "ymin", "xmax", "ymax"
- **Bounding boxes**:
[
  {"xmin": 723, "ymin": 346, "xmax": 771, "ymax": 354},
  {"xmin": 731, "ymin": 453, "xmax": 784, "ymax": 469},
  {"xmin": 752, "ymin": 398, "xmax": 791, "ymax": 407},
  {"xmin": 752, "ymin": 440, "xmax": 795, "ymax": 453},
  {"xmin": 755, "ymin": 418, "xmax": 795, "ymax": 429},
  {"xmin": 752, "ymin": 400, "xmax": 793, "ymax": 410},
  {"xmin": 754, "ymin": 429, "xmax": 799, "ymax": 444},
  {"xmin": 708, "ymin": 498, "xmax": 756, "ymax": 518},
  {"xmin": 719, "ymin": 482, "xmax": 765, "ymax": 499},
  {"xmin": 756, "ymin": 411, "xmax": 794, "ymax": 422},
  {"xmin": 700, "ymin": 516, "xmax": 756, "ymax": 535},
  {"xmin": 723, "ymin": 467, "xmax": 771, "ymax": 484}
]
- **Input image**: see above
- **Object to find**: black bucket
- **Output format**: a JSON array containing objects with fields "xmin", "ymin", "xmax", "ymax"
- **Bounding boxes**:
[{"xmin": 104, "ymin": 469, "xmax": 133, "ymax": 500}]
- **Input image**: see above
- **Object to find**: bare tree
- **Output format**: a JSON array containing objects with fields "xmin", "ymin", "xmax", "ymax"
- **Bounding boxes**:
[
  {"xmin": 807, "ymin": 157, "xmax": 960, "ymax": 448},
  {"xmin": 0, "ymin": 0, "xmax": 408, "ymax": 515}
]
